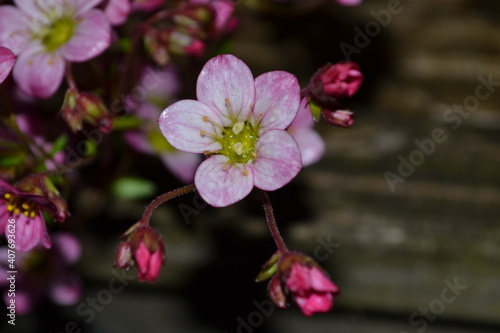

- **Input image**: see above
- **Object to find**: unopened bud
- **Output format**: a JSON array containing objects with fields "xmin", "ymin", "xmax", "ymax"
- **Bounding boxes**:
[
  {"xmin": 115, "ymin": 242, "xmax": 134, "ymax": 270},
  {"xmin": 323, "ymin": 109, "xmax": 354, "ymax": 128}
]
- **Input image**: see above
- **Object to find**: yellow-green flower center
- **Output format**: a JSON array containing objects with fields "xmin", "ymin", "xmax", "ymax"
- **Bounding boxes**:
[
  {"xmin": 221, "ymin": 121, "xmax": 258, "ymax": 164},
  {"xmin": 40, "ymin": 16, "xmax": 76, "ymax": 52}
]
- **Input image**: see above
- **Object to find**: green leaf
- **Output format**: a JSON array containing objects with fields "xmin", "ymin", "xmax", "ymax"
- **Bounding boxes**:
[
  {"xmin": 255, "ymin": 251, "xmax": 282, "ymax": 282},
  {"xmin": 112, "ymin": 116, "xmax": 143, "ymax": 131},
  {"xmin": 309, "ymin": 100, "xmax": 323, "ymax": 122},
  {"xmin": 49, "ymin": 134, "xmax": 68, "ymax": 155},
  {"xmin": 111, "ymin": 177, "xmax": 157, "ymax": 200},
  {"xmin": 0, "ymin": 155, "xmax": 24, "ymax": 167}
]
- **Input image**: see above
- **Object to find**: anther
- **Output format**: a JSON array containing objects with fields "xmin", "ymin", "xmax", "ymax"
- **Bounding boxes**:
[
  {"xmin": 30, "ymin": 211, "xmax": 36, "ymax": 219},
  {"xmin": 22, "ymin": 202, "xmax": 30, "ymax": 210},
  {"xmin": 200, "ymin": 130, "xmax": 206, "ymax": 136},
  {"xmin": 234, "ymin": 142, "xmax": 244, "ymax": 155},
  {"xmin": 232, "ymin": 121, "xmax": 244, "ymax": 135},
  {"xmin": 202, "ymin": 116, "xmax": 210, "ymax": 122},
  {"xmin": 242, "ymin": 169, "xmax": 249, "ymax": 176},
  {"xmin": 4, "ymin": 193, "xmax": 11, "ymax": 199}
]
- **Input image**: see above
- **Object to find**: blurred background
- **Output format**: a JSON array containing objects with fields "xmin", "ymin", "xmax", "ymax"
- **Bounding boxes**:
[{"xmin": 2, "ymin": 0, "xmax": 500, "ymax": 332}]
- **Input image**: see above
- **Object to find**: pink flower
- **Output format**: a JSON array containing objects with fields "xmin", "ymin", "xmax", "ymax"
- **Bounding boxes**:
[
  {"xmin": 0, "ymin": 0, "xmax": 111, "ymax": 98},
  {"xmin": 0, "ymin": 178, "xmax": 57, "ymax": 252},
  {"xmin": 0, "ymin": 46, "xmax": 15, "ymax": 84},
  {"xmin": 104, "ymin": 0, "xmax": 131, "ymax": 26},
  {"xmin": 189, "ymin": 0, "xmax": 236, "ymax": 34},
  {"xmin": 285, "ymin": 262, "xmax": 339, "ymax": 316},
  {"xmin": 287, "ymin": 99, "xmax": 325, "ymax": 166},
  {"xmin": 135, "ymin": 240, "xmax": 163, "ymax": 282},
  {"xmin": 159, "ymin": 54, "xmax": 302, "ymax": 207}
]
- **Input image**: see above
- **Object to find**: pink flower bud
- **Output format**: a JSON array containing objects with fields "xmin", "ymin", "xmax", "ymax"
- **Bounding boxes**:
[
  {"xmin": 284, "ymin": 262, "xmax": 339, "ymax": 316},
  {"xmin": 268, "ymin": 275, "xmax": 287, "ymax": 309},
  {"xmin": 319, "ymin": 62, "xmax": 363, "ymax": 98},
  {"xmin": 135, "ymin": 241, "xmax": 164, "ymax": 282},
  {"xmin": 323, "ymin": 109, "xmax": 354, "ymax": 128},
  {"xmin": 115, "ymin": 242, "xmax": 134, "ymax": 270}
]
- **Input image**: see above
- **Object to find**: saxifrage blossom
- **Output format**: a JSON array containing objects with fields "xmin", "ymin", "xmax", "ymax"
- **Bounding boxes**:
[
  {"xmin": 0, "ymin": 0, "xmax": 111, "ymax": 98},
  {"xmin": 0, "ymin": 46, "xmax": 15, "ymax": 84},
  {"xmin": 0, "ymin": 178, "xmax": 57, "ymax": 252},
  {"xmin": 159, "ymin": 54, "xmax": 302, "ymax": 207}
]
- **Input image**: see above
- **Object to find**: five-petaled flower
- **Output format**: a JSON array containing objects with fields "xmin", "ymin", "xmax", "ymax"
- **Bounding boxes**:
[
  {"xmin": 0, "ymin": 0, "xmax": 111, "ymax": 98},
  {"xmin": 0, "ymin": 178, "xmax": 58, "ymax": 252},
  {"xmin": 159, "ymin": 54, "xmax": 302, "ymax": 207}
]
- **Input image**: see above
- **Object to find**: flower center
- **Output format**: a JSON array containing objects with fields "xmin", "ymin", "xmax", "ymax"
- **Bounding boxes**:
[
  {"xmin": 4, "ymin": 193, "xmax": 38, "ymax": 219},
  {"xmin": 221, "ymin": 121, "xmax": 258, "ymax": 164},
  {"xmin": 39, "ymin": 16, "xmax": 76, "ymax": 52}
]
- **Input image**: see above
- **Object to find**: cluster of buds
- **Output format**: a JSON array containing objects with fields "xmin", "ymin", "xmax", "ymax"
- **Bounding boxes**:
[
  {"xmin": 144, "ymin": 0, "xmax": 236, "ymax": 65},
  {"xmin": 256, "ymin": 251, "xmax": 339, "ymax": 316},
  {"xmin": 60, "ymin": 88, "xmax": 113, "ymax": 134},
  {"xmin": 305, "ymin": 62, "xmax": 363, "ymax": 127},
  {"xmin": 115, "ymin": 223, "xmax": 166, "ymax": 282}
]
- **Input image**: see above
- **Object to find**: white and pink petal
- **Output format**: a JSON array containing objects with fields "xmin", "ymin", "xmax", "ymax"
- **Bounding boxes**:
[
  {"xmin": 253, "ymin": 71, "xmax": 300, "ymax": 133},
  {"xmin": 196, "ymin": 54, "xmax": 255, "ymax": 126},
  {"xmin": 60, "ymin": 9, "xmax": 111, "ymax": 62},
  {"xmin": 195, "ymin": 155, "xmax": 254, "ymax": 207},
  {"xmin": 0, "ymin": 47, "xmax": 15, "ymax": 84},
  {"xmin": 0, "ymin": 6, "xmax": 30, "ymax": 54},
  {"xmin": 253, "ymin": 130, "xmax": 302, "ymax": 191},
  {"xmin": 13, "ymin": 45, "xmax": 65, "ymax": 98},
  {"xmin": 159, "ymin": 99, "xmax": 224, "ymax": 154}
]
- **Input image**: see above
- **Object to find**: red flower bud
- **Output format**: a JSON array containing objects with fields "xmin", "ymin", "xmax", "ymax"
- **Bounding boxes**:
[{"xmin": 314, "ymin": 62, "xmax": 363, "ymax": 99}]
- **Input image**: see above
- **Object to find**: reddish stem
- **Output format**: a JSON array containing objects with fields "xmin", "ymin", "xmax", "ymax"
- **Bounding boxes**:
[
  {"xmin": 261, "ymin": 190, "xmax": 288, "ymax": 253},
  {"xmin": 140, "ymin": 184, "xmax": 196, "ymax": 226}
]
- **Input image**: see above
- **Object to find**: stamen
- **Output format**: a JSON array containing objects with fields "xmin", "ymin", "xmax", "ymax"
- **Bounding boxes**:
[
  {"xmin": 222, "ymin": 164, "xmax": 228, "ymax": 171},
  {"xmin": 251, "ymin": 152, "xmax": 257, "ymax": 158},
  {"xmin": 200, "ymin": 130, "xmax": 206, "ymax": 135},
  {"xmin": 232, "ymin": 121, "xmax": 244, "ymax": 135},
  {"xmin": 22, "ymin": 202, "xmax": 30, "ymax": 210},
  {"xmin": 225, "ymin": 98, "xmax": 235, "ymax": 119},
  {"xmin": 242, "ymin": 168, "xmax": 249, "ymax": 176},
  {"xmin": 7, "ymin": 205, "xmax": 14, "ymax": 212},
  {"xmin": 13, "ymin": 208, "xmax": 20, "ymax": 215},
  {"xmin": 4, "ymin": 193, "xmax": 11, "ymax": 199},
  {"xmin": 30, "ymin": 211, "xmax": 36, "ymax": 219},
  {"xmin": 24, "ymin": 211, "xmax": 29, "ymax": 217},
  {"xmin": 234, "ymin": 142, "xmax": 244, "ymax": 155}
]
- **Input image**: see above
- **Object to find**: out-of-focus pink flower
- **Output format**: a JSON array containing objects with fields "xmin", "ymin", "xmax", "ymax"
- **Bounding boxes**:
[
  {"xmin": 159, "ymin": 54, "xmax": 302, "ymax": 207},
  {"xmin": 0, "ymin": 232, "xmax": 82, "ymax": 314},
  {"xmin": 336, "ymin": 0, "xmax": 362, "ymax": 6},
  {"xmin": 124, "ymin": 66, "xmax": 201, "ymax": 183},
  {"xmin": 189, "ymin": 0, "xmax": 236, "ymax": 34},
  {"xmin": 323, "ymin": 109, "xmax": 354, "ymax": 128},
  {"xmin": 0, "ymin": 178, "xmax": 57, "ymax": 252},
  {"xmin": 0, "ymin": 0, "xmax": 111, "ymax": 98},
  {"xmin": 105, "ymin": 0, "xmax": 131, "ymax": 25},
  {"xmin": 0, "ymin": 46, "xmax": 15, "ymax": 84},
  {"xmin": 287, "ymin": 99, "xmax": 325, "ymax": 166},
  {"xmin": 285, "ymin": 262, "xmax": 339, "ymax": 316}
]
